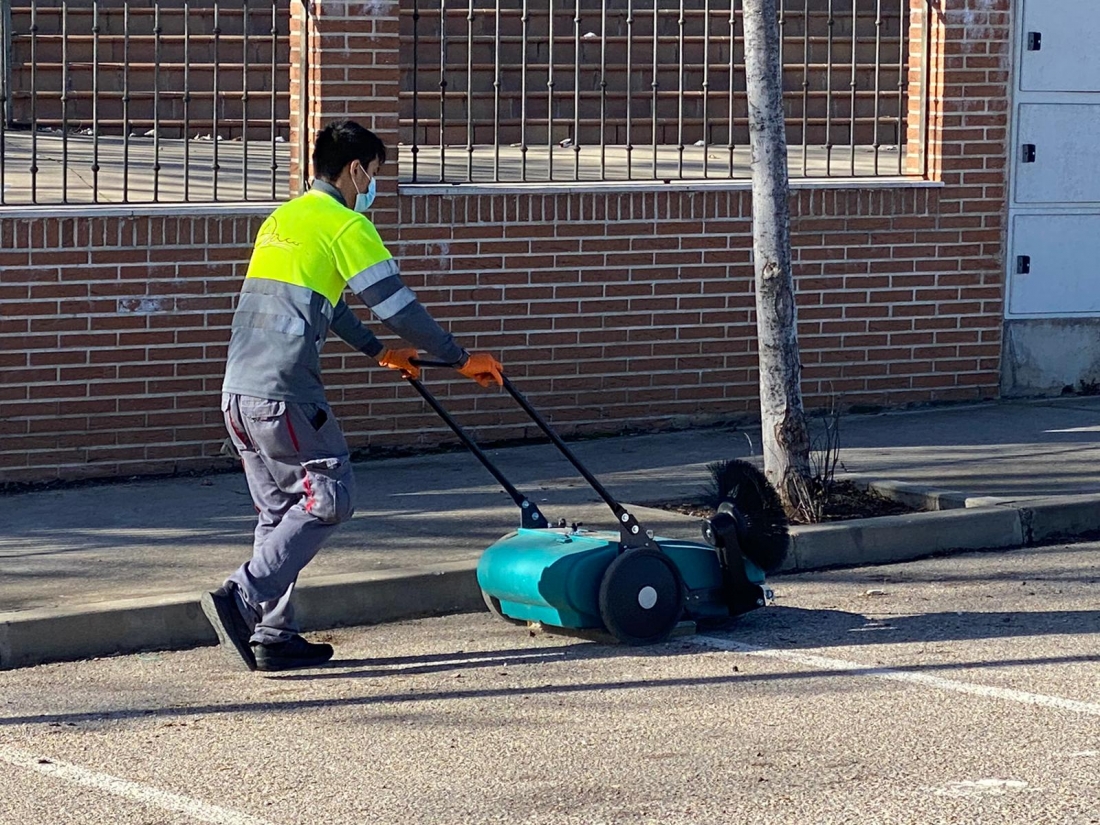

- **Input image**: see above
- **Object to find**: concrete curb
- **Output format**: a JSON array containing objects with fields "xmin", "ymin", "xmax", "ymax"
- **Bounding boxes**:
[
  {"xmin": 781, "ymin": 506, "xmax": 1024, "ymax": 572},
  {"xmin": 781, "ymin": 493, "xmax": 1100, "ymax": 572},
  {"xmin": 999, "ymin": 494, "xmax": 1100, "ymax": 545},
  {"xmin": 0, "ymin": 563, "xmax": 483, "ymax": 671},
  {"xmin": 841, "ymin": 473, "xmax": 971, "ymax": 511},
  {"xmin": 0, "ymin": 595, "xmax": 215, "ymax": 672},
  {"xmin": 4, "ymin": 494, "xmax": 1100, "ymax": 670}
]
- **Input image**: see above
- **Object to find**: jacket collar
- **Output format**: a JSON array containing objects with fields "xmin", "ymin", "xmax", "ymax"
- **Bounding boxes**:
[{"xmin": 311, "ymin": 178, "xmax": 347, "ymax": 208}]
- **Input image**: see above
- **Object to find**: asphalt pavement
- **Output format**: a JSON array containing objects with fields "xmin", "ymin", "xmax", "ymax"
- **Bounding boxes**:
[
  {"xmin": 5, "ymin": 395, "xmax": 1100, "ymax": 614},
  {"xmin": 0, "ymin": 541, "xmax": 1096, "ymax": 824},
  {"xmin": 3, "ymin": 395, "xmax": 1100, "ymax": 669}
]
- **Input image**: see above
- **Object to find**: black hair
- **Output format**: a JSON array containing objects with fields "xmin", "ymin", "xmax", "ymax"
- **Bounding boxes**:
[{"xmin": 312, "ymin": 120, "xmax": 387, "ymax": 180}]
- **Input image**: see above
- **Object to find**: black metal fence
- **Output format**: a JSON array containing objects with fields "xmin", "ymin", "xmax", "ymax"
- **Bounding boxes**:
[
  {"xmin": 399, "ymin": 0, "xmax": 919, "ymax": 184},
  {"xmin": 0, "ymin": 0, "xmax": 292, "ymax": 206}
]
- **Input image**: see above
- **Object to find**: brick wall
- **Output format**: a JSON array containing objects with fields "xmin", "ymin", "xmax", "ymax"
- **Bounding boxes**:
[
  {"xmin": 377, "ymin": 181, "xmax": 998, "ymax": 444},
  {"xmin": 0, "ymin": 213, "xmax": 261, "ymax": 483},
  {"xmin": 0, "ymin": 0, "xmax": 1008, "ymax": 486}
]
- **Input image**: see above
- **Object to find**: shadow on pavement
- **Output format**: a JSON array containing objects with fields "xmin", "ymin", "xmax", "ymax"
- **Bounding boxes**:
[
  {"xmin": 747, "ymin": 606, "xmax": 1100, "ymax": 650},
  {"xmin": 2, "ymin": 606, "xmax": 1097, "ymax": 728},
  {"xmin": 2, "ymin": 648, "xmax": 1096, "ymax": 729}
]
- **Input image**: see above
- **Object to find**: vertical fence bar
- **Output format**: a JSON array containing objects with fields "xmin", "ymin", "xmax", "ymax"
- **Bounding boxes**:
[
  {"xmin": 298, "ymin": 0, "xmax": 311, "ymax": 191},
  {"xmin": 849, "ymin": 0, "xmax": 857, "ymax": 175},
  {"xmin": 598, "ymin": 0, "xmax": 606, "ymax": 180},
  {"xmin": 0, "ymin": 0, "xmax": 9, "ymax": 204},
  {"xmin": 61, "ymin": 0, "xmax": 69, "ymax": 202},
  {"xmin": 702, "ymin": 0, "xmax": 710, "ymax": 179},
  {"xmin": 242, "ymin": 0, "xmax": 250, "ymax": 199},
  {"xmin": 465, "ymin": 0, "xmax": 473, "ymax": 182},
  {"xmin": 676, "ymin": 0, "xmax": 684, "ymax": 178},
  {"xmin": 918, "ymin": 0, "xmax": 929, "ymax": 177},
  {"xmin": 872, "ymin": 0, "xmax": 882, "ymax": 174},
  {"xmin": 0, "ymin": 2, "xmax": 7, "ymax": 203},
  {"xmin": 29, "ymin": 0, "xmax": 37, "ymax": 203},
  {"xmin": 650, "ymin": 0, "xmax": 658, "ymax": 179},
  {"xmin": 547, "ymin": 0, "xmax": 555, "ymax": 180},
  {"xmin": 411, "ymin": 0, "xmax": 419, "ymax": 182},
  {"xmin": 1, "ymin": 0, "xmax": 11, "ymax": 129},
  {"xmin": 625, "ymin": 0, "xmax": 633, "ymax": 180},
  {"xmin": 184, "ymin": 0, "xmax": 191, "ymax": 200},
  {"xmin": 213, "ymin": 0, "xmax": 221, "ymax": 199},
  {"xmin": 572, "ymin": 0, "xmax": 580, "ymax": 180},
  {"xmin": 800, "ymin": 0, "xmax": 809, "ymax": 175},
  {"xmin": 439, "ymin": 0, "xmax": 447, "ymax": 183},
  {"xmin": 896, "ymin": 0, "xmax": 905, "ymax": 174},
  {"xmin": 154, "ymin": 1, "xmax": 162, "ymax": 201},
  {"xmin": 122, "ymin": 1, "xmax": 130, "ymax": 201},
  {"xmin": 91, "ymin": 0, "xmax": 99, "ymax": 202},
  {"xmin": 493, "ymin": 0, "xmax": 500, "ymax": 180},
  {"xmin": 520, "ymin": 0, "xmax": 528, "ymax": 180},
  {"xmin": 270, "ymin": 0, "xmax": 278, "ymax": 198},
  {"xmin": 824, "ymin": 0, "xmax": 834, "ymax": 176},
  {"xmin": 727, "ymin": 0, "xmax": 735, "ymax": 178}
]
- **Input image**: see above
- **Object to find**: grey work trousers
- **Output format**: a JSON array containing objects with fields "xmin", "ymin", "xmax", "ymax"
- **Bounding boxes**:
[{"xmin": 221, "ymin": 393, "xmax": 356, "ymax": 644}]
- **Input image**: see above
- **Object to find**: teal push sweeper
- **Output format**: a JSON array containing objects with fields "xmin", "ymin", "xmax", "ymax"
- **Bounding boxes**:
[{"xmin": 406, "ymin": 362, "xmax": 791, "ymax": 645}]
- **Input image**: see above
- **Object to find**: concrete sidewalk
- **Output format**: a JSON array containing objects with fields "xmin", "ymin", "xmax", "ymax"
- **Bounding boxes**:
[{"xmin": 3, "ymin": 395, "xmax": 1100, "ymax": 667}]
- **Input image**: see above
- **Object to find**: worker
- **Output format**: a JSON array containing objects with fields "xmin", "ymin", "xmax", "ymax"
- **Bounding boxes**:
[{"xmin": 201, "ymin": 119, "xmax": 503, "ymax": 673}]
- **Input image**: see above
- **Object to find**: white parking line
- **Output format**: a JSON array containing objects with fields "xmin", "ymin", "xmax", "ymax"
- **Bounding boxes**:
[
  {"xmin": 0, "ymin": 744, "xmax": 274, "ymax": 825},
  {"xmin": 697, "ymin": 636, "xmax": 1100, "ymax": 717}
]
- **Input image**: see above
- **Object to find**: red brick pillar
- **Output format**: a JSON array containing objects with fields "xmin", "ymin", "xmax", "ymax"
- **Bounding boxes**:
[
  {"xmin": 907, "ymin": 0, "xmax": 944, "ymax": 179},
  {"xmin": 288, "ymin": 1, "xmax": 311, "ymax": 195},
  {"xmin": 288, "ymin": 0, "xmax": 402, "ymax": 224}
]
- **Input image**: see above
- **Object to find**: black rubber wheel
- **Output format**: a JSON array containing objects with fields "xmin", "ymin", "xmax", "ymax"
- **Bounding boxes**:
[
  {"xmin": 482, "ymin": 590, "xmax": 527, "ymax": 626},
  {"xmin": 598, "ymin": 548, "xmax": 684, "ymax": 645}
]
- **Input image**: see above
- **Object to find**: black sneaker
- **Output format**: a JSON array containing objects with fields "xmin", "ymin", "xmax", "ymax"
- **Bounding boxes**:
[
  {"xmin": 253, "ymin": 636, "xmax": 334, "ymax": 672},
  {"xmin": 200, "ymin": 583, "xmax": 257, "ymax": 672}
]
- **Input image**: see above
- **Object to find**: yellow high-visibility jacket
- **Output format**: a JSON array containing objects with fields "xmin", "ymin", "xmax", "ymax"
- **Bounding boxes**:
[{"xmin": 222, "ymin": 181, "xmax": 465, "ymax": 403}]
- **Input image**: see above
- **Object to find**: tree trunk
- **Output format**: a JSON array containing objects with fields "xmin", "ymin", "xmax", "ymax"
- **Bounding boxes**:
[{"xmin": 742, "ymin": 0, "xmax": 813, "ymax": 517}]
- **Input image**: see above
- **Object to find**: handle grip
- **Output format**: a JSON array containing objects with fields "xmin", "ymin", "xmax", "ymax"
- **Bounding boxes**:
[{"xmin": 408, "ymin": 358, "xmax": 458, "ymax": 369}]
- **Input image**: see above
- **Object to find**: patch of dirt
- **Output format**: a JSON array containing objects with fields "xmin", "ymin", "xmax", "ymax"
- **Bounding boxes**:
[{"xmin": 646, "ymin": 480, "xmax": 919, "ymax": 525}]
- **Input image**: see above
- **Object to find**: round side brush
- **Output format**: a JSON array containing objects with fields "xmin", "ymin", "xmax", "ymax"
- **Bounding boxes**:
[{"xmin": 704, "ymin": 458, "xmax": 791, "ymax": 573}]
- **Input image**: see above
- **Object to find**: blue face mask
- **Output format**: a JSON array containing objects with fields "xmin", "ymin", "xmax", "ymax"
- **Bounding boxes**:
[{"xmin": 354, "ymin": 175, "xmax": 376, "ymax": 213}]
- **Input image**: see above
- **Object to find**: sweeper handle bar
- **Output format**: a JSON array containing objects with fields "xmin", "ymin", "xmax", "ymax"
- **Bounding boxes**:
[
  {"xmin": 410, "ymin": 360, "xmax": 659, "ymax": 552},
  {"xmin": 401, "ymin": 372, "xmax": 549, "ymax": 531}
]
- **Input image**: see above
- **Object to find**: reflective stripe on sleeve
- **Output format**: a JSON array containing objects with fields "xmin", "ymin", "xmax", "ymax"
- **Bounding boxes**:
[
  {"xmin": 349, "ymin": 273, "xmax": 402, "ymax": 308},
  {"xmin": 371, "ymin": 287, "xmax": 416, "ymax": 321},
  {"xmin": 346, "ymin": 258, "xmax": 400, "ymax": 295}
]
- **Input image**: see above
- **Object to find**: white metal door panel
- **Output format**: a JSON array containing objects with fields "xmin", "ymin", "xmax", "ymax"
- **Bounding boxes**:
[
  {"xmin": 1021, "ymin": 0, "xmax": 1100, "ymax": 92},
  {"xmin": 1015, "ymin": 104, "xmax": 1100, "ymax": 203},
  {"xmin": 1009, "ymin": 214, "xmax": 1100, "ymax": 316}
]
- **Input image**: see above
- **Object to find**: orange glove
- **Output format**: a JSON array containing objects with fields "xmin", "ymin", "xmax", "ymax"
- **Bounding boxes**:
[
  {"xmin": 457, "ymin": 352, "xmax": 503, "ymax": 387},
  {"xmin": 378, "ymin": 347, "xmax": 420, "ymax": 379}
]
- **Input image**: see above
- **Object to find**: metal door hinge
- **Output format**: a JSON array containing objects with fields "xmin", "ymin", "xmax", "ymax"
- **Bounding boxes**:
[
  {"xmin": 1027, "ymin": 31, "xmax": 1042, "ymax": 51},
  {"xmin": 1016, "ymin": 255, "xmax": 1031, "ymax": 275},
  {"xmin": 1021, "ymin": 144, "xmax": 1036, "ymax": 163}
]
